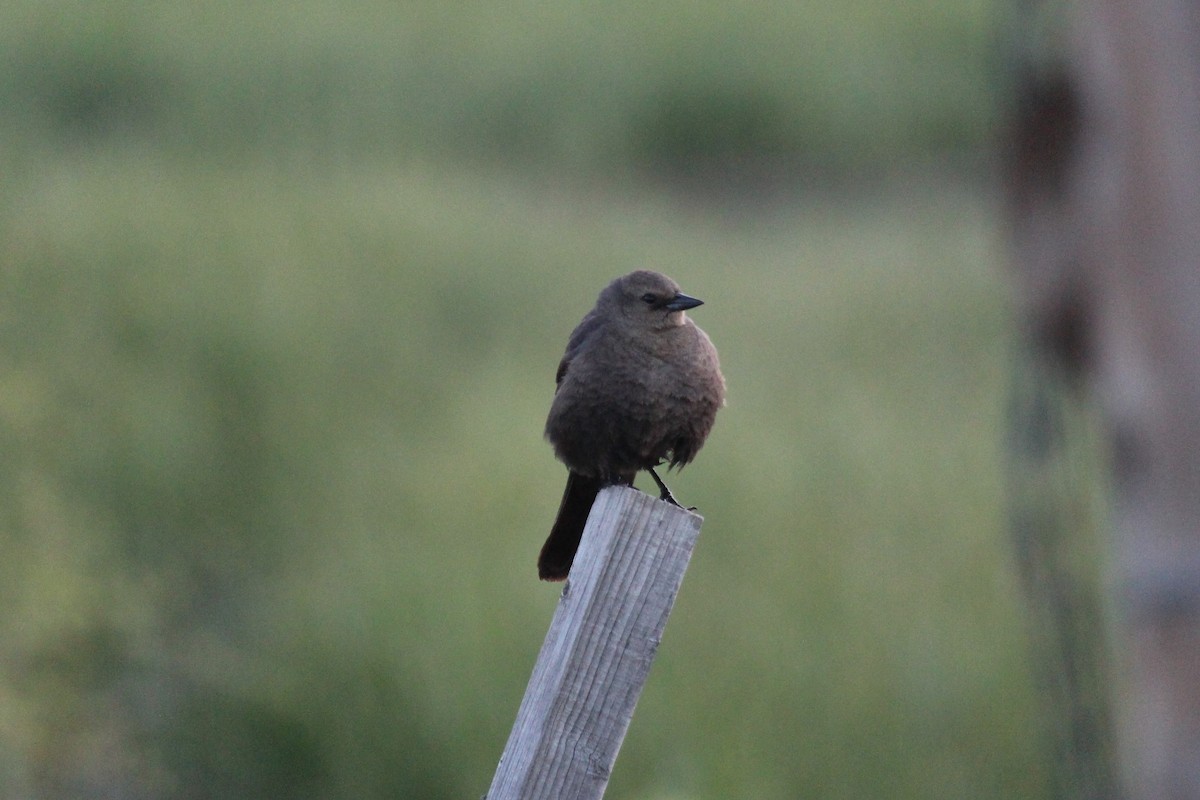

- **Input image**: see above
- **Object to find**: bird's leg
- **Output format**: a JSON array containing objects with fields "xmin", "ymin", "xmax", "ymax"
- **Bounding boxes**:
[{"xmin": 647, "ymin": 466, "xmax": 695, "ymax": 510}]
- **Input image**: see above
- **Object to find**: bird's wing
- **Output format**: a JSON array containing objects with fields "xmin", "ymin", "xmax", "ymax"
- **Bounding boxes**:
[{"xmin": 555, "ymin": 309, "xmax": 606, "ymax": 389}]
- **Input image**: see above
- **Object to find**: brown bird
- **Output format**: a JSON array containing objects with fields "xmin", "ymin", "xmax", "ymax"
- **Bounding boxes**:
[{"xmin": 538, "ymin": 270, "xmax": 725, "ymax": 581}]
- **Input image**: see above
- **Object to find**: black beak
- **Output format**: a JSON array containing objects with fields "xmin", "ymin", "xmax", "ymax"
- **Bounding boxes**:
[{"xmin": 664, "ymin": 292, "xmax": 703, "ymax": 312}]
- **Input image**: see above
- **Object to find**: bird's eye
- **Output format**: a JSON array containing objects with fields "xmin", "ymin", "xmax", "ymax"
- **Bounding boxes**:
[{"xmin": 641, "ymin": 293, "xmax": 657, "ymax": 305}]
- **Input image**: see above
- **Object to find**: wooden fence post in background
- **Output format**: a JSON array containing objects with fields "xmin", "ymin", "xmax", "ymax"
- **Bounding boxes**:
[
  {"xmin": 1005, "ymin": 2, "xmax": 1200, "ymax": 795},
  {"xmin": 485, "ymin": 486, "xmax": 702, "ymax": 800}
]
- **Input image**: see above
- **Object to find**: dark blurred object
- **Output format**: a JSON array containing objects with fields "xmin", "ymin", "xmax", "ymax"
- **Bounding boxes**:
[{"xmin": 1004, "ymin": 1, "xmax": 1200, "ymax": 797}]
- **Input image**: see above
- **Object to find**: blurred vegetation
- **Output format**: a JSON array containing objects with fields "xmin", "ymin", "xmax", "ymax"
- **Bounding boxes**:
[
  {"xmin": 0, "ymin": 0, "xmax": 999, "ymax": 175},
  {"xmin": 0, "ymin": 1, "xmax": 1059, "ymax": 798}
]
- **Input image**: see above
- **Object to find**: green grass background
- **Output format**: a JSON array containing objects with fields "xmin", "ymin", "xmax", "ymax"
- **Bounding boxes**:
[{"xmin": 1, "ymin": 1, "xmax": 1055, "ymax": 798}]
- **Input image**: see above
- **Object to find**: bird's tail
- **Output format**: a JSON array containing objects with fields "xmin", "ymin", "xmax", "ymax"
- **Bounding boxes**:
[{"xmin": 538, "ymin": 471, "xmax": 604, "ymax": 581}]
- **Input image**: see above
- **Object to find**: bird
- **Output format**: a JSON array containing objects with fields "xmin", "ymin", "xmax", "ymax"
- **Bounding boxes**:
[{"xmin": 538, "ymin": 270, "xmax": 725, "ymax": 581}]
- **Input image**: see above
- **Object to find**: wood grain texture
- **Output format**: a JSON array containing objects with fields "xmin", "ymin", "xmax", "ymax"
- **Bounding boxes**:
[{"xmin": 486, "ymin": 486, "xmax": 702, "ymax": 800}]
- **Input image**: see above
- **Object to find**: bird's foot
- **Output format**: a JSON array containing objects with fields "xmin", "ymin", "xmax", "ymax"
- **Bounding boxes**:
[
  {"xmin": 648, "ymin": 466, "xmax": 690, "ymax": 508},
  {"xmin": 658, "ymin": 490, "xmax": 697, "ymax": 513}
]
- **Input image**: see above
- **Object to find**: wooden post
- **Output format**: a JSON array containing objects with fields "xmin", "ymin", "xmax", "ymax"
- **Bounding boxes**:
[
  {"xmin": 486, "ymin": 486, "xmax": 702, "ymax": 800},
  {"xmin": 1005, "ymin": 2, "xmax": 1200, "ymax": 795}
]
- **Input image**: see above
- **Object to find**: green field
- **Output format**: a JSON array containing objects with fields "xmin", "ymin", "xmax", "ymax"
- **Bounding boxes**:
[{"xmin": 0, "ymin": 2, "xmax": 1061, "ymax": 798}]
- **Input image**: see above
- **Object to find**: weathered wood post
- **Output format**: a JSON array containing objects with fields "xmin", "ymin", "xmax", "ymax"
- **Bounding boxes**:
[
  {"xmin": 486, "ymin": 486, "xmax": 702, "ymax": 800},
  {"xmin": 1005, "ymin": 1, "xmax": 1200, "ymax": 796}
]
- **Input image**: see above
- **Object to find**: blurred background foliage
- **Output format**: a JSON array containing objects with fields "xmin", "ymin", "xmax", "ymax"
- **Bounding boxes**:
[{"xmin": 0, "ymin": 1, "xmax": 1053, "ymax": 798}]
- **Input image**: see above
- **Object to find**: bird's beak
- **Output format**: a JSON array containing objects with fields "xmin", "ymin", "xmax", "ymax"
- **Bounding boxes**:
[{"xmin": 664, "ymin": 292, "xmax": 704, "ymax": 311}]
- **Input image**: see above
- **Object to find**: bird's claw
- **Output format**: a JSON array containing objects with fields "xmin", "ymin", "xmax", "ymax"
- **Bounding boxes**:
[{"xmin": 648, "ymin": 466, "xmax": 691, "ymax": 509}]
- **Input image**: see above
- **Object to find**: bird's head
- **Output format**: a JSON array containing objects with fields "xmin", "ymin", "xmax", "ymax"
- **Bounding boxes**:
[{"xmin": 603, "ymin": 270, "xmax": 704, "ymax": 330}]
